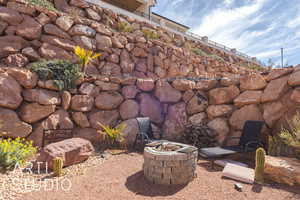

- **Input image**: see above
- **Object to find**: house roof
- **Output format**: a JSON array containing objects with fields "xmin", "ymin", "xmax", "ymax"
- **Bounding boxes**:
[{"xmin": 151, "ymin": 12, "xmax": 190, "ymax": 29}]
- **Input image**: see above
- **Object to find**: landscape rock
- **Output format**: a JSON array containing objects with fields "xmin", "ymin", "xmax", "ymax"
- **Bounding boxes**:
[
  {"xmin": 209, "ymin": 85, "xmax": 239, "ymax": 105},
  {"xmin": 240, "ymin": 74, "xmax": 267, "ymax": 91},
  {"xmin": 44, "ymin": 24, "xmax": 71, "ymax": 39},
  {"xmin": 72, "ymin": 112, "xmax": 90, "ymax": 128},
  {"xmin": 5, "ymin": 53, "xmax": 29, "ymax": 67},
  {"xmin": 95, "ymin": 91, "xmax": 123, "ymax": 110},
  {"xmin": 187, "ymin": 93, "xmax": 208, "ymax": 115},
  {"xmin": 288, "ymin": 70, "xmax": 300, "ymax": 86},
  {"xmin": 0, "ymin": 73, "xmax": 23, "ymax": 109},
  {"xmin": 0, "ymin": 108, "xmax": 32, "ymax": 138},
  {"xmin": 122, "ymin": 85, "xmax": 139, "ymax": 99},
  {"xmin": 163, "ymin": 102, "xmax": 187, "ymax": 140},
  {"xmin": 117, "ymin": 119, "xmax": 139, "ymax": 144},
  {"xmin": 0, "ymin": 7, "xmax": 23, "ymax": 25},
  {"xmin": 23, "ymin": 89, "xmax": 61, "ymax": 105},
  {"xmin": 119, "ymin": 100, "xmax": 139, "ymax": 120},
  {"xmin": 266, "ymin": 68, "xmax": 293, "ymax": 81},
  {"xmin": 69, "ymin": 24, "xmax": 96, "ymax": 37},
  {"xmin": 264, "ymin": 156, "xmax": 300, "ymax": 186},
  {"xmin": 206, "ymin": 105, "xmax": 234, "ymax": 119},
  {"xmin": 6, "ymin": 68, "xmax": 37, "ymax": 88},
  {"xmin": 263, "ymin": 101, "xmax": 286, "ymax": 127},
  {"xmin": 207, "ymin": 118, "xmax": 229, "ymax": 145},
  {"xmin": 55, "ymin": 16, "xmax": 74, "ymax": 31},
  {"xmin": 229, "ymin": 104, "xmax": 263, "ymax": 130},
  {"xmin": 71, "ymin": 95, "xmax": 94, "ymax": 112},
  {"xmin": 19, "ymin": 103, "xmax": 56, "ymax": 123},
  {"xmin": 62, "ymin": 91, "xmax": 71, "ymax": 110},
  {"xmin": 39, "ymin": 43, "xmax": 72, "ymax": 60},
  {"xmin": 188, "ymin": 112, "xmax": 207, "ymax": 125},
  {"xmin": 155, "ymin": 80, "xmax": 182, "ymax": 103},
  {"xmin": 261, "ymin": 75, "xmax": 289, "ymax": 103},
  {"xmin": 88, "ymin": 110, "xmax": 119, "ymax": 129},
  {"xmin": 36, "ymin": 138, "xmax": 94, "ymax": 170},
  {"xmin": 234, "ymin": 90, "xmax": 262, "ymax": 107},
  {"xmin": 172, "ymin": 79, "xmax": 195, "ymax": 91},
  {"xmin": 16, "ymin": 15, "xmax": 42, "ymax": 40},
  {"xmin": 136, "ymin": 78, "xmax": 155, "ymax": 91},
  {"xmin": 138, "ymin": 93, "xmax": 163, "ymax": 123}
]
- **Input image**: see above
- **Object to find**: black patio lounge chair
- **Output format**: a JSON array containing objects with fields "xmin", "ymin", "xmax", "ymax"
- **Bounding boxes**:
[
  {"xmin": 133, "ymin": 117, "xmax": 166, "ymax": 150},
  {"xmin": 199, "ymin": 120, "xmax": 265, "ymax": 168}
]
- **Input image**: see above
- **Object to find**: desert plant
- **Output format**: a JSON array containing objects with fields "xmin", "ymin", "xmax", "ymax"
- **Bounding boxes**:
[
  {"xmin": 74, "ymin": 46, "xmax": 101, "ymax": 74},
  {"xmin": 117, "ymin": 22, "xmax": 133, "ymax": 33},
  {"xmin": 279, "ymin": 113, "xmax": 300, "ymax": 159},
  {"xmin": 53, "ymin": 157, "xmax": 64, "ymax": 177},
  {"xmin": 0, "ymin": 137, "xmax": 37, "ymax": 170},
  {"xmin": 254, "ymin": 147, "xmax": 266, "ymax": 184},
  {"xmin": 28, "ymin": 59, "xmax": 82, "ymax": 91},
  {"xmin": 141, "ymin": 29, "xmax": 159, "ymax": 40},
  {"xmin": 97, "ymin": 123, "xmax": 126, "ymax": 148}
]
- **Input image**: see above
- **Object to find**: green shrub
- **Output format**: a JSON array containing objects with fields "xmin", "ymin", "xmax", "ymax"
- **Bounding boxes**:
[
  {"xmin": 208, "ymin": 54, "xmax": 225, "ymax": 62},
  {"xmin": 25, "ymin": 0, "xmax": 56, "ymax": 12},
  {"xmin": 28, "ymin": 59, "xmax": 82, "ymax": 91},
  {"xmin": 117, "ymin": 22, "xmax": 133, "ymax": 33},
  {"xmin": 0, "ymin": 137, "xmax": 37, "ymax": 170},
  {"xmin": 142, "ymin": 29, "xmax": 159, "ymax": 40}
]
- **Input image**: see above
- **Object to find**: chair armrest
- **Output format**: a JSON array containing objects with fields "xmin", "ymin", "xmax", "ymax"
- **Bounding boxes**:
[
  {"xmin": 140, "ymin": 132, "xmax": 150, "ymax": 140},
  {"xmin": 244, "ymin": 141, "xmax": 263, "ymax": 152},
  {"xmin": 222, "ymin": 136, "xmax": 241, "ymax": 147}
]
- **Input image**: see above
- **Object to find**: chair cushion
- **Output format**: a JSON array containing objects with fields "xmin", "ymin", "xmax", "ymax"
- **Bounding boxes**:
[
  {"xmin": 222, "ymin": 163, "xmax": 254, "ymax": 184},
  {"xmin": 199, "ymin": 147, "xmax": 237, "ymax": 158}
]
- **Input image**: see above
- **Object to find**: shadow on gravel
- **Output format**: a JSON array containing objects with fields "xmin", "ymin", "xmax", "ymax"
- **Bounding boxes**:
[{"xmin": 125, "ymin": 171, "xmax": 187, "ymax": 197}]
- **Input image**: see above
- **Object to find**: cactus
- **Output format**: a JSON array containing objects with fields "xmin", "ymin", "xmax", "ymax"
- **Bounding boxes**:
[
  {"xmin": 255, "ymin": 147, "xmax": 266, "ymax": 184},
  {"xmin": 53, "ymin": 157, "xmax": 64, "ymax": 177}
]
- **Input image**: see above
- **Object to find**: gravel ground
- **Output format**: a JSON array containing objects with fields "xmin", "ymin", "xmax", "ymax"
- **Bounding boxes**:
[
  {"xmin": 0, "ymin": 151, "xmax": 108, "ymax": 200},
  {"xmin": 15, "ymin": 153, "xmax": 300, "ymax": 200}
]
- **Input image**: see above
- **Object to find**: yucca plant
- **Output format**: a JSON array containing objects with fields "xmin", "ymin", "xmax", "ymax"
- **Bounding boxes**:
[
  {"xmin": 74, "ymin": 46, "xmax": 101, "ymax": 74},
  {"xmin": 97, "ymin": 123, "xmax": 126, "ymax": 148}
]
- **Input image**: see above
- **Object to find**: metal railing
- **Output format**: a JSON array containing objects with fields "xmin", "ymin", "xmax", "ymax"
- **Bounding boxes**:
[{"xmin": 86, "ymin": 0, "xmax": 264, "ymax": 66}]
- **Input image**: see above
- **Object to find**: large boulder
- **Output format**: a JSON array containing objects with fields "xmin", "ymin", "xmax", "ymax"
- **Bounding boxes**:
[
  {"xmin": 0, "ymin": 108, "xmax": 32, "ymax": 138},
  {"xmin": 95, "ymin": 91, "xmax": 123, "ymax": 110},
  {"xmin": 163, "ymin": 102, "xmax": 187, "ymax": 140},
  {"xmin": 288, "ymin": 70, "xmax": 300, "ymax": 86},
  {"xmin": 261, "ymin": 76, "xmax": 290, "ymax": 103},
  {"xmin": 240, "ymin": 74, "xmax": 267, "ymax": 90},
  {"xmin": 70, "ymin": 95, "xmax": 94, "ymax": 112},
  {"xmin": 117, "ymin": 119, "xmax": 140, "ymax": 145},
  {"xmin": 207, "ymin": 118, "xmax": 229, "ymax": 145},
  {"xmin": 88, "ymin": 110, "xmax": 119, "ymax": 129},
  {"xmin": 209, "ymin": 85, "xmax": 239, "ymax": 105},
  {"xmin": 266, "ymin": 68, "xmax": 293, "ymax": 81},
  {"xmin": 187, "ymin": 92, "xmax": 208, "ymax": 115},
  {"xmin": 263, "ymin": 101, "xmax": 286, "ymax": 127},
  {"xmin": 229, "ymin": 104, "xmax": 263, "ymax": 130},
  {"xmin": 264, "ymin": 156, "xmax": 300, "ymax": 186},
  {"xmin": 0, "ymin": 7, "xmax": 23, "ymax": 25},
  {"xmin": 234, "ymin": 90, "xmax": 262, "ymax": 107},
  {"xmin": 27, "ymin": 110, "xmax": 74, "ymax": 147},
  {"xmin": 172, "ymin": 79, "xmax": 195, "ymax": 91},
  {"xmin": 119, "ymin": 100, "xmax": 139, "ymax": 120},
  {"xmin": 39, "ymin": 43, "xmax": 72, "ymax": 60},
  {"xmin": 138, "ymin": 93, "xmax": 164, "ymax": 123},
  {"xmin": 154, "ymin": 80, "xmax": 182, "ymax": 103},
  {"xmin": 23, "ymin": 89, "xmax": 61, "ymax": 105},
  {"xmin": 206, "ymin": 105, "xmax": 234, "ymax": 119},
  {"xmin": 72, "ymin": 112, "xmax": 90, "ymax": 128},
  {"xmin": 0, "ymin": 73, "xmax": 22, "ymax": 109},
  {"xmin": 16, "ymin": 15, "xmax": 42, "ymax": 40},
  {"xmin": 19, "ymin": 103, "xmax": 56, "ymax": 123},
  {"xmin": 6, "ymin": 68, "xmax": 38, "ymax": 89},
  {"xmin": 36, "ymin": 138, "xmax": 94, "ymax": 170},
  {"xmin": 69, "ymin": 24, "xmax": 96, "ymax": 37},
  {"xmin": 195, "ymin": 80, "xmax": 218, "ymax": 91},
  {"xmin": 0, "ymin": 35, "xmax": 28, "ymax": 57},
  {"xmin": 122, "ymin": 85, "xmax": 139, "ymax": 99}
]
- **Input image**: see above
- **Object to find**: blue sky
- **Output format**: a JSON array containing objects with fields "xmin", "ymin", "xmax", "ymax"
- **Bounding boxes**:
[{"xmin": 152, "ymin": 0, "xmax": 300, "ymax": 66}]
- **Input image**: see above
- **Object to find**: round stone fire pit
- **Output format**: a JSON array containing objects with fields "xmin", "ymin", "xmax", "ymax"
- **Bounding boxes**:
[{"xmin": 143, "ymin": 141, "xmax": 198, "ymax": 185}]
